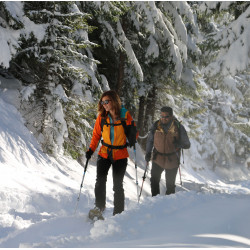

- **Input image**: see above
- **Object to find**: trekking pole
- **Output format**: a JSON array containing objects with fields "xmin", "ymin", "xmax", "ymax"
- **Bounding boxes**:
[
  {"xmin": 179, "ymin": 167, "xmax": 182, "ymax": 186},
  {"xmin": 74, "ymin": 158, "xmax": 89, "ymax": 215},
  {"xmin": 139, "ymin": 162, "xmax": 149, "ymax": 202},
  {"xmin": 133, "ymin": 144, "xmax": 139, "ymax": 203},
  {"xmin": 175, "ymin": 149, "xmax": 183, "ymax": 186}
]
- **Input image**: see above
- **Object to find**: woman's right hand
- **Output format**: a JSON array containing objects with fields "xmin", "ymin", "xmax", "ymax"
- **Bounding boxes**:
[{"xmin": 86, "ymin": 148, "xmax": 93, "ymax": 160}]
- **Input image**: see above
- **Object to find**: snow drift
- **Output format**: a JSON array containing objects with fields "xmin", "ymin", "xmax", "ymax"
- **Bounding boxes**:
[{"xmin": 1, "ymin": 94, "xmax": 250, "ymax": 248}]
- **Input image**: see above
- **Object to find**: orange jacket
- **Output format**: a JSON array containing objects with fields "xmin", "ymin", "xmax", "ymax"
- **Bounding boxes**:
[{"xmin": 89, "ymin": 109, "xmax": 134, "ymax": 161}]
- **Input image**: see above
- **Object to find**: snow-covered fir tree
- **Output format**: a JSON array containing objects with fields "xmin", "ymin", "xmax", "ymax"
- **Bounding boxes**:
[
  {"xmin": 1, "ymin": 2, "xmax": 104, "ymax": 157},
  {"xmin": 188, "ymin": 1, "xmax": 250, "ymax": 169},
  {"xmin": 0, "ymin": 1, "xmax": 249, "ymax": 171},
  {"xmin": 78, "ymin": 1, "xmax": 199, "ymax": 139}
]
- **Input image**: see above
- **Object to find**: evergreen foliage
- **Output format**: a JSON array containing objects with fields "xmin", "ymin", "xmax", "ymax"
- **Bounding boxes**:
[
  {"xmin": 0, "ymin": 1, "xmax": 249, "ymax": 170},
  {"xmin": 191, "ymin": 1, "xmax": 250, "ymax": 167},
  {"xmin": 8, "ymin": 1, "xmax": 102, "ymax": 156},
  {"xmin": 78, "ymin": 1, "xmax": 199, "ymax": 139},
  {"xmin": 0, "ymin": 1, "xmax": 24, "ymax": 30}
]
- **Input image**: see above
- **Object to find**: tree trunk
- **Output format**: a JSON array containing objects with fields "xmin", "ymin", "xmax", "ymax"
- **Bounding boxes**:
[
  {"xmin": 117, "ymin": 52, "xmax": 125, "ymax": 96},
  {"xmin": 137, "ymin": 95, "xmax": 145, "ymax": 144},
  {"xmin": 145, "ymin": 85, "xmax": 156, "ymax": 127}
]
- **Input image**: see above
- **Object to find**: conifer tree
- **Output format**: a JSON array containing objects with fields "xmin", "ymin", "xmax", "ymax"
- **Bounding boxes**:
[
  {"xmin": 78, "ymin": 1, "xmax": 199, "ymax": 139},
  {"xmin": 127, "ymin": 1, "xmax": 199, "ymax": 144},
  {"xmin": 1, "ymin": 1, "xmax": 248, "ymax": 170},
  {"xmin": 190, "ymin": 1, "xmax": 250, "ymax": 168},
  {"xmin": 197, "ymin": 1, "xmax": 250, "ymax": 99},
  {"xmin": 0, "ymin": 1, "xmax": 24, "ymax": 69},
  {"xmin": 9, "ymin": 1, "xmax": 102, "ymax": 157}
]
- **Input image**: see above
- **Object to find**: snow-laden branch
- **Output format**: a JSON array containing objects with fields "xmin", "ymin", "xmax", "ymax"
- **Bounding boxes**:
[
  {"xmin": 203, "ymin": 5, "xmax": 250, "ymax": 77},
  {"xmin": 117, "ymin": 20, "xmax": 144, "ymax": 81}
]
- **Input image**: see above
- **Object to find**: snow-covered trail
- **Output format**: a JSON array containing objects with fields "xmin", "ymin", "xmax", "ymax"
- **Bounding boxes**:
[
  {"xmin": 1, "ymin": 96, "xmax": 250, "ymax": 248},
  {"xmin": 1, "ymin": 184, "xmax": 250, "ymax": 248}
]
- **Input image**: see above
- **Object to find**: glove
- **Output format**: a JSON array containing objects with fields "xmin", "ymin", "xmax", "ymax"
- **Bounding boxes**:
[
  {"xmin": 85, "ymin": 148, "xmax": 93, "ymax": 160},
  {"xmin": 145, "ymin": 152, "xmax": 151, "ymax": 162}
]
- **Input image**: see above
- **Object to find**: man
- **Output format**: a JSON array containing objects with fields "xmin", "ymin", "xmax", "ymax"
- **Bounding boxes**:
[{"xmin": 145, "ymin": 106, "xmax": 190, "ymax": 196}]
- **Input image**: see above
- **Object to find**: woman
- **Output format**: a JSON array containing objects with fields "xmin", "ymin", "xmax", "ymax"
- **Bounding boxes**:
[{"xmin": 86, "ymin": 90, "xmax": 135, "ymax": 218}]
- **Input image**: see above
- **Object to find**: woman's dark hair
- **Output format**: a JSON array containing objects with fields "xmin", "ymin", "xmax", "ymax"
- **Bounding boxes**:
[
  {"xmin": 160, "ymin": 106, "xmax": 173, "ymax": 116},
  {"xmin": 98, "ymin": 90, "xmax": 122, "ymax": 117}
]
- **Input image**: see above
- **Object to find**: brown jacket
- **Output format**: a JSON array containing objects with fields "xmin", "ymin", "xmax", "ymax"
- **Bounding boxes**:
[{"xmin": 153, "ymin": 120, "xmax": 180, "ymax": 169}]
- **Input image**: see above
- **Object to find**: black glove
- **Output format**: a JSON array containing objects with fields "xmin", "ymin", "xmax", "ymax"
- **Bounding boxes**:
[
  {"xmin": 145, "ymin": 152, "xmax": 151, "ymax": 162},
  {"xmin": 85, "ymin": 148, "xmax": 93, "ymax": 160}
]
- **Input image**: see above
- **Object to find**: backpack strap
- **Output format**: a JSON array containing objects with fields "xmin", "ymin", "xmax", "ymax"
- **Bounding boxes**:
[
  {"xmin": 100, "ymin": 116, "xmax": 128, "ymax": 150},
  {"xmin": 100, "ymin": 108, "xmax": 137, "ymax": 148},
  {"xmin": 101, "ymin": 117, "xmax": 127, "ymax": 132},
  {"xmin": 174, "ymin": 118, "xmax": 181, "ymax": 129},
  {"xmin": 153, "ymin": 148, "xmax": 180, "ymax": 162},
  {"xmin": 101, "ymin": 117, "xmax": 105, "ymax": 132},
  {"xmin": 101, "ymin": 140, "xmax": 128, "ymax": 149}
]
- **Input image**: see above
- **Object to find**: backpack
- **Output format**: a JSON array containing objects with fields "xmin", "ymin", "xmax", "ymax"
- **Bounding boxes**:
[
  {"xmin": 100, "ymin": 112, "xmax": 137, "ymax": 148},
  {"xmin": 124, "ymin": 120, "xmax": 137, "ymax": 148},
  {"xmin": 174, "ymin": 119, "xmax": 191, "ymax": 149},
  {"xmin": 151, "ymin": 118, "xmax": 190, "ymax": 149}
]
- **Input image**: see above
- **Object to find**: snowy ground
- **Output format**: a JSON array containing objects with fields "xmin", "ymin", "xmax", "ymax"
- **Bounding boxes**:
[{"xmin": 1, "ymin": 93, "xmax": 250, "ymax": 248}]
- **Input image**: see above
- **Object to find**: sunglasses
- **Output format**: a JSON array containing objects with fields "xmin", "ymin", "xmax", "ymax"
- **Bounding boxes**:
[
  {"xmin": 101, "ymin": 100, "xmax": 111, "ymax": 105},
  {"xmin": 161, "ymin": 115, "xmax": 171, "ymax": 119}
]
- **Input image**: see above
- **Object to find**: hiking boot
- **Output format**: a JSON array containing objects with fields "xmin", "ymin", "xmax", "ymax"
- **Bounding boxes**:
[
  {"xmin": 88, "ymin": 206, "xmax": 105, "ymax": 221},
  {"xmin": 165, "ymin": 185, "xmax": 176, "ymax": 195}
]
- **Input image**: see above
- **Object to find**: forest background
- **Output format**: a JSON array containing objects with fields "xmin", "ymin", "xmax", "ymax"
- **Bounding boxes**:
[{"xmin": 0, "ymin": 1, "xmax": 249, "ymax": 173}]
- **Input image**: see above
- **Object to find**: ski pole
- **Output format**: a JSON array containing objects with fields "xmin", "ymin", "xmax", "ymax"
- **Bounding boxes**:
[
  {"xmin": 134, "ymin": 144, "xmax": 139, "ymax": 203},
  {"xmin": 179, "ymin": 166, "xmax": 182, "ymax": 186},
  {"xmin": 139, "ymin": 162, "xmax": 149, "ymax": 202},
  {"xmin": 175, "ymin": 149, "xmax": 183, "ymax": 186},
  {"xmin": 74, "ymin": 158, "xmax": 89, "ymax": 215}
]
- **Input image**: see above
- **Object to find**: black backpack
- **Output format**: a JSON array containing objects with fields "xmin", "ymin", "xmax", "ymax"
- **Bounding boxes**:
[{"xmin": 174, "ymin": 119, "xmax": 191, "ymax": 149}]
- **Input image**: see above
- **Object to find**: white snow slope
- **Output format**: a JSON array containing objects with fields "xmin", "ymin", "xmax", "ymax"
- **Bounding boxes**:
[{"xmin": 1, "ymin": 94, "xmax": 250, "ymax": 248}]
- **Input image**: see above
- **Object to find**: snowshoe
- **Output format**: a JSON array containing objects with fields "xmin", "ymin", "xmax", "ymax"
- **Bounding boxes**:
[{"xmin": 88, "ymin": 207, "xmax": 104, "ymax": 221}]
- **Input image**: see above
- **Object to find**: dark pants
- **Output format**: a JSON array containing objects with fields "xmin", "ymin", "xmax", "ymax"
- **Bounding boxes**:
[
  {"xmin": 150, "ymin": 162, "xmax": 178, "ymax": 196},
  {"xmin": 95, "ymin": 156, "xmax": 127, "ymax": 215}
]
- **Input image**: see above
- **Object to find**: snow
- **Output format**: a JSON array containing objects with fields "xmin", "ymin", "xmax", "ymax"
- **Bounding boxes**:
[
  {"xmin": 146, "ymin": 35, "xmax": 159, "ymax": 59},
  {"xmin": 20, "ymin": 85, "xmax": 36, "ymax": 101},
  {"xmin": 203, "ymin": 5, "xmax": 250, "ymax": 78},
  {"xmin": 53, "ymin": 85, "xmax": 68, "ymax": 102},
  {"xmin": 0, "ymin": 2, "xmax": 48, "ymax": 68},
  {"xmin": 0, "ymin": 3, "xmax": 249, "ymax": 246},
  {"xmin": 0, "ymin": 35, "xmax": 12, "ymax": 68},
  {"xmin": 1, "ymin": 93, "xmax": 250, "ymax": 248}
]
